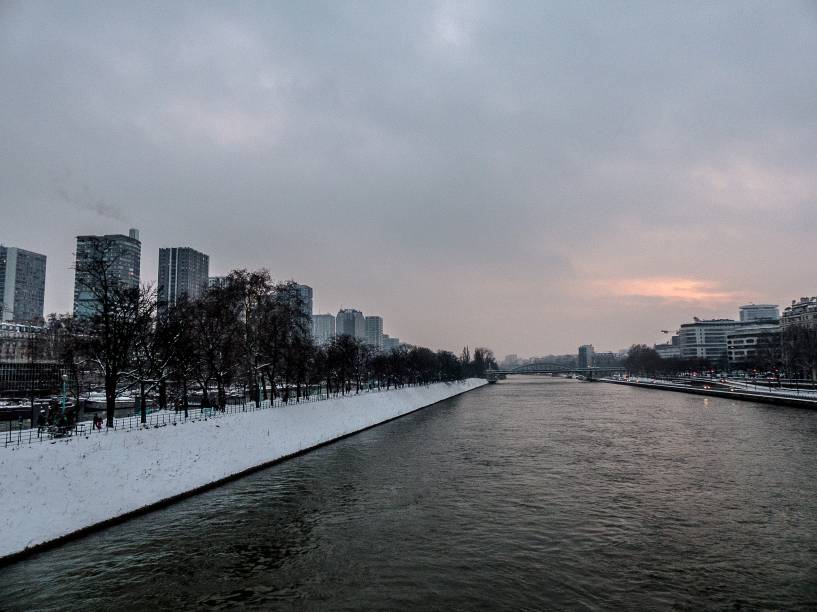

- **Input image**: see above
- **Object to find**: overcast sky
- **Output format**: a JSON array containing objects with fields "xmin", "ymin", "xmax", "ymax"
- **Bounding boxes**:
[{"xmin": 2, "ymin": 1, "xmax": 816, "ymax": 357}]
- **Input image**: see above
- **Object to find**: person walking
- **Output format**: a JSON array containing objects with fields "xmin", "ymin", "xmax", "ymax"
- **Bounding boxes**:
[{"xmin": 36, "ymin": 410, "xmax": 46, "ymax": 438}]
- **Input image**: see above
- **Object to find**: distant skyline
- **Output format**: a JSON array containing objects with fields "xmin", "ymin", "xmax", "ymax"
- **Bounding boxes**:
[{"xmin": 2, "ymin": 1, "xmax": 816, "ymax": 356}]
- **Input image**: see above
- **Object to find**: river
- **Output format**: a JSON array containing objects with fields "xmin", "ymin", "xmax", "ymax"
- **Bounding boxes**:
[{"xmin": 2, "ymin": 377, "xmax": 816, "ymax": 610}]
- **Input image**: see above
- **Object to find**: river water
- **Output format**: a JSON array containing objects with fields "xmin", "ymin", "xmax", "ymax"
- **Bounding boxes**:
[{"xmin": 2, "ymin": 377, "xmax": 816, "ymax": 610}]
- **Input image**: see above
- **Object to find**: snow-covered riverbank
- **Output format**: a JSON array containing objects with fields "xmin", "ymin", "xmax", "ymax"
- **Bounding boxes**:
[{"xmin": 0, "ymin": 379, "xmax": 486, "ymax": 562}]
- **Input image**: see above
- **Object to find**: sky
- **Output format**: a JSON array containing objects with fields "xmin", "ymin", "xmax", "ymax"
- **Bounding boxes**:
[{"xmin": 1, "ymin": 1, "xmax": 816, "ymax": 357}]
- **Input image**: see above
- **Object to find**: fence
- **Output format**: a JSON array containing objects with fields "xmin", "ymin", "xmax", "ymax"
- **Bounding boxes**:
[{"xmin": 3, "ymin": 381, "xmax": 440, "ymax": 448}]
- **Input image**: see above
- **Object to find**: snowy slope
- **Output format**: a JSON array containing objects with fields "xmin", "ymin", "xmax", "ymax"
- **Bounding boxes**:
[{"xmin": 0, "ymin": 379, "xmax": 486, "ymax": 561}]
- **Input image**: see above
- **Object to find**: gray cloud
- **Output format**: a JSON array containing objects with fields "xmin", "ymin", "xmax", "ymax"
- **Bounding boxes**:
[{"xmin": 1, "ymin": 1, "xmax": 816, "ymax": 355}]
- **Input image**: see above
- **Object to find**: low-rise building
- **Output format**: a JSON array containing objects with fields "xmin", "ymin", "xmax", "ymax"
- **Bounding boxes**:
[
  {"xmin": 593, "ymin": 351, "xmax": 620, "ymax": 367},
  {"xmin": 726, "ymin": 322, "xmax": 781, "ymax": 370},
  {"xmin": 739, "ymin": 304, "xmax": 780, "ymax": 322},
  {"xmin": 382, "ymin": 335, "xmax": 400, "ymax": 352},
  {"xmin": 781, "ymin": 297, "xmax": 817, "ymax": 329},
  {"xmin": 0, "ymin": 322, "xmax": 45, "ymax": 362},
  {"xmin": 678, "ymin": 319, "xmax": 751, "ymax": 365},
  {"xmin": 208, "ymin": 276, "xmax": 228, "ymax": 290},
  {"xmin": 654, "ymin": 335, "xmax": 680, "ymax": 359},
  {"xmin": 0, "ymin": 322, "xmax": 63, "ymax": 398}
]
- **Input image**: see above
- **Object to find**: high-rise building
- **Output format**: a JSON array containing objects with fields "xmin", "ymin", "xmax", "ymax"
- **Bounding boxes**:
[
  {"xmin": 365, "ymin": 315, "xmax": 383, "ymax": 349},
  {"xmin": 337, "ymin": 308, "xmax": 366, "ymax": 340},
  {"xmin": 577, "ymin": 344, "xmax": 594, "ymax": 369},
  {"xmin": 739, "ymin": 304, "xmax": 780, "ymax": 322},
  {"xmin": 157, "ymin": 247, "xmax": 209, "ymax": 311},
  {"xmin": 295, "ymin": 284, "xmax": 313, "ymax": 321},
  {"xmin": 0, "ymin": 246, "xmax": 46, "ymax": 322},
  {"xmin": 73, "ymin": 229, "xmax": 141, "ymax": 318},
  {"xmin": 312, "ymin": 313, "xmax": 335, "ymax": 345}
]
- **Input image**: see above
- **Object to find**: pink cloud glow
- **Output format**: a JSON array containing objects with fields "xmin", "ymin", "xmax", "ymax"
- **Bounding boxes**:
[{"xmin": 595, "ymin": 277, "xmax": 742, "ymax": 304}]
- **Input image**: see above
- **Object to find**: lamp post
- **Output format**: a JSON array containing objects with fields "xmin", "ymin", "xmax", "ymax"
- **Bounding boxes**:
[{"xmin": 61, "ymin": 374, "xmax": 68, "ymax": 415}]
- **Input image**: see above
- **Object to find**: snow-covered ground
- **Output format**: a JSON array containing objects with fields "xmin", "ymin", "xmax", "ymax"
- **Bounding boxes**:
[
  {"xmin": 0, "ymin": 379, "xmax": 486, "ymax": 561},
  {"xmin": 607, "ymin": 376, "xmax": 817, "ymax": 401}
]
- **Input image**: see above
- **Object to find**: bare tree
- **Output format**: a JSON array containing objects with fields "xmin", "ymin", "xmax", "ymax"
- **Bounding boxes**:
[
  {"xmin": 783, "ymin": 325, "xmax": 817, "ymax": 380},
  {"xmin": 73, "ymin": 239, "xmax": 154, "ymax": 427}
]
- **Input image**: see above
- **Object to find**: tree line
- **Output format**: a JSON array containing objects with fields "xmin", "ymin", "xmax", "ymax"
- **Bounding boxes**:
[{"xmin": 42, "ymin": 244, "xmax": 495, "ymax": 427}]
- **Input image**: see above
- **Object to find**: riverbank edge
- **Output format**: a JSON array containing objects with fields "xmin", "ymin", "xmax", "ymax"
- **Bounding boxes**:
[
  {"xmin": 0, "ymin": 379, "xmax": 487, "ymax": 567},
  {"xmin": 602, "ymin": 378, "xmax": 817, "ymax": 409}
]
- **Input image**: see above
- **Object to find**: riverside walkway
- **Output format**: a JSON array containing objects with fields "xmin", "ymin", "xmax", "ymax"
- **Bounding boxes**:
[
  {"xmin": 2, "ymin": 382, "xmax": 439, "ymax": 449},
  {"xmin": 602, "ymin": 376, "xmax": 817, "ymax": 409}
]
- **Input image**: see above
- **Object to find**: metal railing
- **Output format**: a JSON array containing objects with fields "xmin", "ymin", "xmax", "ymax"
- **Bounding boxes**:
[{"xmin": 3, "ymin": 381, "xmax": 444, "ymax": 448}]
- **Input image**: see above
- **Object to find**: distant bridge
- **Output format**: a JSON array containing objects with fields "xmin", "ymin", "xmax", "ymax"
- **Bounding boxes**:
[{"xmin": 492, "ymin": 360, "xmax": 626, "ymax": 380}]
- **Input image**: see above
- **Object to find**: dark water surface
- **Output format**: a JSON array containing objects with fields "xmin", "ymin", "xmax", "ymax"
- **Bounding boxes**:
[{"xmin": 2, "ymin": 378, "xmax": 817, "ymax": 610}]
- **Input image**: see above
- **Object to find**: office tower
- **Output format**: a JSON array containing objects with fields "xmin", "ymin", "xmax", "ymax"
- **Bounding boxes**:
[
  {"xmin": 295, "ymin": 284, "xmax": 313, "ymax": 320},
  {"xmin": 312, "ymin": 313, "xmax": 336, "ymax": 345},
  {"xmin": 73, "ymin": 229, "xmax": 141, "ymax": 318},
  {"xmin": 158, "ymin": 247, "xmax": 209, "ymax": 311},
  {"xmin": 365, "ymin": 315, "xmax": 383, "ymax": 349},
  {"xmin": 336, "ymin": 308, "xmax": 366, "ymax": 340},
  {"xmin": 0, "ymin": 245, "xmax": 46, "ymax": 322}
]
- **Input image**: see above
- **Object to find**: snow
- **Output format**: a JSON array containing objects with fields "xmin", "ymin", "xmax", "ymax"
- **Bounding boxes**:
[
  {"xmin": 0, "ymin": 379, "xmax": 486, "ymax": 561},
  {"xmin": 606, "ymin": 376, "xmax": 817, "ymax": 402}
]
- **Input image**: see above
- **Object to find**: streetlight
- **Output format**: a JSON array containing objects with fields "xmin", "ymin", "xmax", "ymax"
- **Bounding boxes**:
[{"xmin": 61, "ymin": 374, "xmax": 68, "ymax": 415}]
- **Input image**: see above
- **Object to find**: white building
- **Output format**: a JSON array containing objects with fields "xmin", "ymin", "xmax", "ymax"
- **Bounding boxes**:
[
  {"xmin": 678, "ymin": 319, "xmax": 752, "ymax": 364},
  {"xmin": 654, "ymin": 335, "xmax": 680, "ymax": 359},
  {"xmin": 739, "ymin": 304, "xmax": 780, "ymax": 322},
  {"xmin": 726, "ymin": 322, "xmax": 781, "ymax": 369}
]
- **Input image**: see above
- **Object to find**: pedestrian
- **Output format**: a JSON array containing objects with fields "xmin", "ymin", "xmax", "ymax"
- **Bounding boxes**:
[{"xmin": 37, "ymin": 410, "xmax": 46, "ymax": 437}]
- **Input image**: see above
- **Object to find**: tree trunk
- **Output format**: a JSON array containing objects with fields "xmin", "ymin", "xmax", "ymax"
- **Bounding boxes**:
[
  {"xmin": 105, "ymin": 374, "xmax": 116, "ymax": 428},
  {"xmin": 217, "ymin": 377, "xmax": 226, "ymax": 409},
  {"xmin": 140, "ymin": 380, "xmax": 147, "ymax": 424},
  {"xmin": 182, "ymin": 378, "xmax": 189, "ymax": 418}
]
